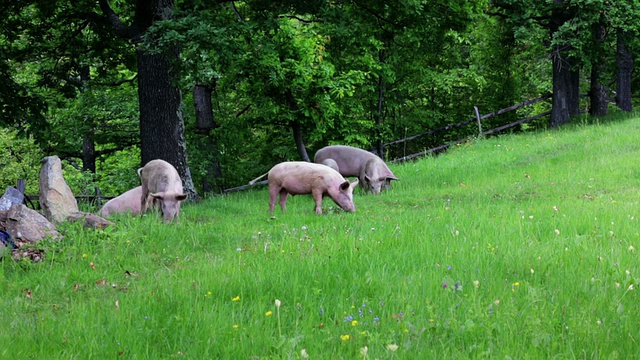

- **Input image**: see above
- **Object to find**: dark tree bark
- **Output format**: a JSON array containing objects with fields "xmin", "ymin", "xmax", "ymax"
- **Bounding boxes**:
[
  {"xmin": 590, "ymin": 21, "xmax": 608, "ymax": 117},
  {"xmin": 291, "ymin": 120, "xmax": 310, "ymax": 162},
  {"xmin": 79, "ymin": 65, "xmax": 97, "ymax": 173},
  {"xmin": 98, "ymin": 0, "xmax": 197, "ymax": 199},
  {"xmin": 375, "ymin": 50, "xmax": 386, "ymax": 157},
  {"xmin": 590, "ymin": 67, "xmax": 608, "ymax": 116},
  {"xmin": 137, "ymin": 48, "xmax": 196, "ymax": 198},
  {"xmin": 549, "ymin": 47, "xmax": 571, "ymax": 128},
  {"xmin": 548, "ymin": 0, "xmax": 576, "ymax": 128},
  {"xmin": 568, "ymin": 67, "xmax": 580, "ymax": 116},
  {"xmin": 283, "ymin": 89, "xmax": 310, "ymax": 161},
  {"xmin": 193, "ymin": 84, "xmax": 224, "ymax": 193},
  {"xmin": 82, "ymin": 139, "xmax": 96, "ymax": 173},
  {"xmin": 194, "ymin": 84, "xmax": 216, "ymax": 134},
  {"xmin": 616, "ymin": 31, "xmax": 633, "ymax": 112}
]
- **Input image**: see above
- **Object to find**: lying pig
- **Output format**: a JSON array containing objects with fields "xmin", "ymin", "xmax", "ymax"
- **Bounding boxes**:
[
  {"xmin": 314, "ymin": 145, "xmax": 399, "ymax": 194},
  {"xmin": 99, "ymin": 186, "xmax": 143, "ymax": 217},
  {"xmin": 319, "ymin": 158, "xmax": 340, "ymax": 172},
  {"xmin": 250, "ymin": 161, "xmax": 358, "ymax": 214},
  {"xmin": 138, "ymin": 159, "xmax": 187, "ymax": 223}
]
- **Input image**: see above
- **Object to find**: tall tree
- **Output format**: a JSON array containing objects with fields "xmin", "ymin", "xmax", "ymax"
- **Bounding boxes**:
[
  {"xmin": 615, "ymin": 31, "xmax": 634, "ymax": 112},
  {"xmin": 609, "ymin": 1, "xmax": 640, "ymax": 112},
  {"xmin": 589, "ymin": 16, "xmax": 608, "ymax": 116},
  {"xmin": 544, "ymin": 1, "xmax": 579, "ymax": 127},
  {"xmin": 492, "ymin": 0, "xmax": 581, "ymax": 128},
  {"xmin": 96, "ymin": 0, "xmax": 197, "ymax": 198}
]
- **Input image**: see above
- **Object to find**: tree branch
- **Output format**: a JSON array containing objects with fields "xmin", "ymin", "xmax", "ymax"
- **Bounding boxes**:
[
  {"xmin": 93, "ymin": 75, "xmax": 138, "ymax": 87},
  {"xmin": 278, "ymin": 15, "xmax": 319, "ymax": 23},
  {"xmin": 231, "ymin": 1, "xmax": 243, "ymax": 21},
  {"xmin": 97, "ymin": 0, "xmax": 138, "ymax": 41}
]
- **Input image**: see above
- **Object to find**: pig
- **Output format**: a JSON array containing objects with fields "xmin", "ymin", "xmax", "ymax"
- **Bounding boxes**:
[
  {"xmin": 319, "ymin": 158, "xmax": 340, "ymax": 172},
  {"xmin": 99, "ymin": 186, "xmax": 143, "ymax": 217},
  {"xmin": 250, "ymin": 161, "xmax": 358, "ymax": 214},
  {"xmin": 138, "ymin": 159, "xmax": 187, "ymax": 223},
  {"xmin": 314, "ymin": 145, "xmax": 399, "ymax": 194}
]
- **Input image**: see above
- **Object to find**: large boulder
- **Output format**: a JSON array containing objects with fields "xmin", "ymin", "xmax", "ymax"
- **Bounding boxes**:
[
  {"xmin": 39, "ymin": 156, "xmax": 78, "ymax": 224},
  {"xmin": 1, "ymin": 204, "xmax": 59, "ymax": 244}
]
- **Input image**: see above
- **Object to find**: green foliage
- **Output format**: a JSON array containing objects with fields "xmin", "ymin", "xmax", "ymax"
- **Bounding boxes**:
[
  {"xmin": 0, "ymin": 128, "xmax": 44, "ymax": 194},
  {"xmin": 94, "ymin": 147, "xmax": 141, "ymax": 196},
  {"xmin": 5, "ymin": 0, "xmax": 640, "ymax": 196},
  {"xmin": 59, "ymin": 163, "xmax": 96, "ymax": 197},
  {"xmin": 3, "ymin": 113, "xmax": 640, "ymax": 357},
  {"xmin": 45, "ymin": 81, "xmax": 139, "ymax": 158}
]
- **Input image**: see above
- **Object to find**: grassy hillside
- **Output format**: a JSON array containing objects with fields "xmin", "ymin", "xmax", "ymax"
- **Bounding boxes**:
[{"xmin": 2, "ymin": 113, "xmax": 640, "ymax": 359}]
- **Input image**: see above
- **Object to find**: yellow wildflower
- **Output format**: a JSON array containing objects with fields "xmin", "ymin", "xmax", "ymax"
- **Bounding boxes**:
[
  {"xmin": 232, "ymin": 296, "xmax": 240, "ymax": 302},
  {"xmin": 340, "ymin": 334, "xmax": 350, "ymax": 341},
  {"xmin": 265, "ymin": 311, "xmax": 273, "ymax": 316}
]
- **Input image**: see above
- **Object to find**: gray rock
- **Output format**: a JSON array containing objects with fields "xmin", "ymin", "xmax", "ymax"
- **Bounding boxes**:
[
  {"xmin": 0, "ymin": 186, "xmax": 24, "ymax": 211},
  {"xmin": 67, "ymin": 211, "xmax": 115, "ymax": 229},
  {"xmin": 39, "ymin": 156, "xmax": 79, "ymax": 224},
  {"xmin": 3, "ymin": 204, "xmax": 59, "ymax": 244}
]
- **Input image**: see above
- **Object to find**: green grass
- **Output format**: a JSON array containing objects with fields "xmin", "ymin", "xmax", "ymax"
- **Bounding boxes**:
[{"xmin": 3, "ymin": 113, "xmax": 640, "ymax": 359}]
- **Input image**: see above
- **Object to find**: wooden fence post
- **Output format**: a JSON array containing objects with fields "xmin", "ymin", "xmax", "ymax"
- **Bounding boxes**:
[
  {"xmin": 474, "ymin": 106, "xmax": 483, "ymax": 137},
  {"xmin": 95, "ymin": 186, "xmax": 102, "ymax": 206},
  {"xmin": 16, "ymin": 179, "xmax": 26, "ymax": 194}
]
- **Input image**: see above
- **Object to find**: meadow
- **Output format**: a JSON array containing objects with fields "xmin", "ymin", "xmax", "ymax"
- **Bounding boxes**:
[{"xmin": 2, "ymin": 113, "xmax": 640, "ymax": 359}]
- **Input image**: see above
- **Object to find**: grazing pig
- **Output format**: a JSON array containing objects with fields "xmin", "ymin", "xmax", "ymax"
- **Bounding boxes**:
[
  {"xmin": 251, "ymin": 161, "xmax": 358, "ymax": 214},
  {"xmin": 319, "ymin": 158, "xmax": 340, "ymax": 172},
  {"xmin": 99, "ymin": 186, "xmax": 143, "ymax": 217},
  {"xmin": 138, "ymin": 159, "xmax": 187, "ymax": 223},
  {"xmin": 314, "ymin": 145, "xmax": 399, "ymax": 194}
]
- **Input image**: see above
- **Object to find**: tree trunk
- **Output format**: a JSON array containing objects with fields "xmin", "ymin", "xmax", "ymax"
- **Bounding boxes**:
[
  {"xmin": 98, "ymin": 0, "xmax": 198, "ymax": 199},
  {"xmin": 375, "ymin": 50, "xmax": 386, "ymax": 157},
  {"xmin": 590, "ymin": 67, "xmax": 608, "ymax": 117},
  {"xmin": 282, "ymin": 89, "xmax": 309, "ymax": 161},
  {"xmin": 80, "ymin": 66, "xmax": 96, "ymax": 173},
  {"xmin": 548, "ymin": 0, "xmax": 575, "ymax": 128},
  {"xmin": 568, "ymin": 66, "xmax": 580, "ymax": 116},
  {"xmin": 194, "ymin": 84, "xmax": 216, "ymax": 134},
  {"xmin": 616, "ymin": 31, "xmax": 633, "ymax": 112},
  {"xmin": 137, "ymin": 47, "xmax": 197, "ymax": 199},
  {"xmin": 291, "ymin": 120, "xmax": 310, "ymax": 162},
  {"xmin": 193, "ymin": 84, "xmax": 224, "ymax": 193},
  {"xmin": 82, "ymin": 139, "xmax": 96, "ymax": 173},
  {"xmin": 590, "ymin": 21, "xmax": 608, "ymax": 117},
  {"xmin": 549, "ymin": 46, "xmax": 571, "ymax": 128}
]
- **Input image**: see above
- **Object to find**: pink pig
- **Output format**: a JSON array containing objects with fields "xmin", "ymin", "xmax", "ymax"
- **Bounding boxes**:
[
  {"xmin": 314, "ymin": 145, "xmax": 399, "ymax": 194},
  {"xmin": 138, "ymin": 159, "xmax": 187, "ymax": 223},
  {"xmin": 251, "ymin": 161, "xmax": 358, "ymax": 214},
  {"xmin": 99, "ymin": 186, "xmax": 143, "ymax": 217}
]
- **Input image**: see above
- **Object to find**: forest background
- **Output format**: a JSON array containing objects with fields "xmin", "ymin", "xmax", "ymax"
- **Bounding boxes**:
[{"xmin": 1, "ymin": 0, "xmax": 639, "ymax": 199}]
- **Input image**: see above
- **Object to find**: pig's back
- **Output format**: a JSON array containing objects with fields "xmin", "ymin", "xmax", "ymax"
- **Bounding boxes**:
[{"xmin": 314, "ymin": 145, "xmax": 376, "ymax": 177}]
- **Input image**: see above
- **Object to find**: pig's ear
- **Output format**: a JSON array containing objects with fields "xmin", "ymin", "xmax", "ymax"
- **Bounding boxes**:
[
  {"xmin": 176, "ymin": 193, "xmax": 188, "ymax": 201},
  {"xmin": 351, "ymin": 178, "xmax": 359, "ymax": 187},
  {"xmin": 150, "ymin": 192, "xmax": 163, "ymax": 199},
  {"xmin": 340, "ymin": 180, "xmax": 351, "ymax": 191},
  {"xmin": 364, "ymin": 175, "xmax": 371, "ymax": 184},
  {"xmin": 387, "ymin": 176, "xmax": 399, "ymax": 181}
]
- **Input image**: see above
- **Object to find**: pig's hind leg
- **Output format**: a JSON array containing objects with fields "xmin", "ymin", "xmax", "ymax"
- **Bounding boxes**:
[
  {"xmin": 269, "ymin": 184, "xmax": 288, "ymax": 214},
  {"xmin": 278, "ymin": 189, "xmax": 289, "ymax": 213}
]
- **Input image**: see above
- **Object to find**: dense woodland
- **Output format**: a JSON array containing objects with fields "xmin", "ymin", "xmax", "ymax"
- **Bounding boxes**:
[{"xmin": 1, "ymin": 0, "xmax": 639, "ymax": 198}]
